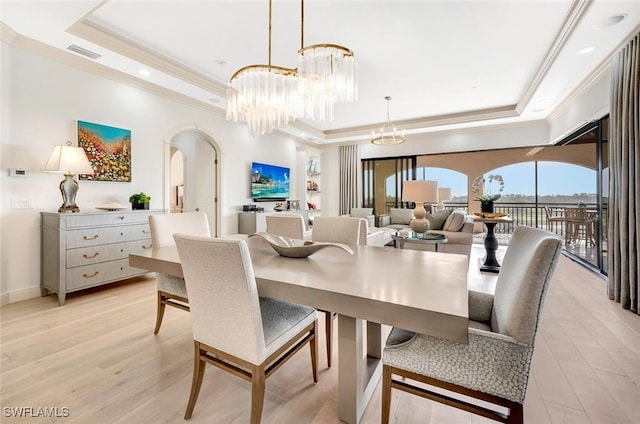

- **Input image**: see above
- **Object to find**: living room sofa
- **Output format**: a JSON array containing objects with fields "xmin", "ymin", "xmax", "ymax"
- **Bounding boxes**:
[{"xmin": 379, "ymin": 207, "xmax": 474, "ymax": 257}]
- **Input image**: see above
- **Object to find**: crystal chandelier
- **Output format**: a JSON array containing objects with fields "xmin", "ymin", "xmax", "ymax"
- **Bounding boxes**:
[
  {"xmin": 226, "ymin": 0, "xmax": 298, "ymax": 137},
  {"xmin": 295, "ymin": 0, "xmax": 357, "ymax": 120},
  {"xmin": 371, "ymin": 96, "xmax": 406, "ymax": 145}
]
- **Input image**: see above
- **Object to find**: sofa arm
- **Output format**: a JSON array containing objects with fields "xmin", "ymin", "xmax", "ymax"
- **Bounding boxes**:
[{"xmin": 378, "ymin": 214, "xmax": 390, "ymax": 227}]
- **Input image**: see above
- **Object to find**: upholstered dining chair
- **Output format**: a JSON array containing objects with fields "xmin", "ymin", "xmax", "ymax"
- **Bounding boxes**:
[
  {"xmin": 173, "ymin": 234, "xmax": 318, "ymax": 423},
  {"xmin": 265, "ymin": 214, "xmax": 311, "ymax": 240},
  {"xmin": 311, "ymin": 216, "xmax": 366, "ymax": 367},
  {"xmin": 148, "ymin": 212, "xmax": 210, "ymax": 334},
  {"xmin": 382, "ymin": 226, "xmax": 562, "ymax": 424}
]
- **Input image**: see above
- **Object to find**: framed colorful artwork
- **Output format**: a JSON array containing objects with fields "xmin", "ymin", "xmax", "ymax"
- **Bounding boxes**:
[{"xmin": 77, "ymin": 120, "xmax": 131, "ymax": 182}]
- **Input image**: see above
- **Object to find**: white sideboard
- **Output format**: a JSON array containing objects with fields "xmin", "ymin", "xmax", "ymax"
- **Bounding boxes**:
[{"xmin": 41, "ymin": 209, "xmax": 162, "ymax": 305}]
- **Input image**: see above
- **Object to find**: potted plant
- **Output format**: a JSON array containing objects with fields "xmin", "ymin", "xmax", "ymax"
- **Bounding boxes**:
[
  {"xmin": 472, "ymin": 174, "xmax": 504, "ymax": 213},
  {"xmin": 129, "ymin": 192, "xmax": 151, "ymax": 210}
]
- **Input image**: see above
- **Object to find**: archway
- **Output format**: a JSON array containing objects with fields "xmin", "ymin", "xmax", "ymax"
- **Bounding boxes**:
[{"xmin": 169, "ymin": 129, "xmax": 219, "ymax": 236}]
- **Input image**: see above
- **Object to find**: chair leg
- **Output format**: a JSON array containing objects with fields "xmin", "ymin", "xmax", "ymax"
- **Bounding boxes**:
[
  {"xmin": 184, "ymin": 342, "xmax": 206, "ymax": 420},
  {"xmin": 250, "ymin": 365, "xmax": 266, "ymax": 424},
  {"xmin": 310, "ymin": 320, "xmax": 318, "ymax": 383},
  {"xmin": 153, "ymin": 292, "xmax": 166, "ymax": 335},
  {"xmin": 381, "ymin": 365, "xmax": 392, "ymax": 424},
  {"xmin": 324, "ymin": 310, "xmax": 333, "ymax": 368},
  {"xmin": 507, "ymin": 403, "xmax": 523, "ymax": 424}
]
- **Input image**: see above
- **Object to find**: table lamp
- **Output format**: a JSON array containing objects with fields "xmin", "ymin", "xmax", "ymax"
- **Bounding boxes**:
[
  {"xmin": 437, "ymin": 187, "xmax": 452, "ymax": 210},
  {"xmin": 402, "ymin": 180, "xmax": 438, "ymax": 234},
  {"xmin": 43, "ymin": 141, "xmax": 94, "ymax": 213}
]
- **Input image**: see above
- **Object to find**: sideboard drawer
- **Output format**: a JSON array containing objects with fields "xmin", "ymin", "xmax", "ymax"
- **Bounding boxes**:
[
  {"xmin": 66, "ymin": 224, "xmax": 151, "ymax": 249},
  {"xmin": 65, "ymin": 211, "xmax": 153, "ymax": 228},
  {"xmin": 65, "ymin": 259, "xmax": 141, "ymax": 291},
  {"xmin": 67, "ymin": 239, "xmax": 153, "ymax": 268}
]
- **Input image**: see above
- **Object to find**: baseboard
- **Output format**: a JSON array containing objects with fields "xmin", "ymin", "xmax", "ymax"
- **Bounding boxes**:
[{"xmin": 0, "ymin": 286, "xmax": 42, "ymax": 306}]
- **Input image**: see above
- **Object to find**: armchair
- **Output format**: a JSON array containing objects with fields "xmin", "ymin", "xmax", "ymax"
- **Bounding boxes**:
[{"xmin": 382, "ymin": 226, "xmax": 562, "ymax": 423}]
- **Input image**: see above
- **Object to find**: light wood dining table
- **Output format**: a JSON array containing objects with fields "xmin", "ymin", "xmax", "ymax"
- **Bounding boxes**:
[{"xmin": 129, "ymin": 234, "xmax": 469, "ymax": 424}]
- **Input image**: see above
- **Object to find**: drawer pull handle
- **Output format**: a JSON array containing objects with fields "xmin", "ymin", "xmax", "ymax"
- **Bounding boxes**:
[
  {"xmin": 83, "ymin": 252, "xmax": 100, "ymax": 259},
  {"xmin": 83, "ymin": 271, "xmax": 99, "ymax": 278},
  {"xmin": 83, "ymin": 234, "xmax": 99, "ymax": 240},
  {"xmin": 142, "ymin": 244, "xmax": 152, "ymax": 249},
  {"xmin": 118, "ymin": 216, "xmax": 125, "ymax": 220},
  {"xmin": 142, "ymin": 229, "xmax": 149, "ymax": 234}
]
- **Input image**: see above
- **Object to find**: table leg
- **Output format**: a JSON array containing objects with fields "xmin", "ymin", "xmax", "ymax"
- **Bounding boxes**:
[
  {"xmin": 338, "ymin": 316, "xmax": 383, "ymax": 424},
  {"xmin": 480, "ymin": 222, "xmax": 501, "ymax": 273}
]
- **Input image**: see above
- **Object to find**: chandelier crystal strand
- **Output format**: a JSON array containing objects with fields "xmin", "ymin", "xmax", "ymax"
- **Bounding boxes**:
[
  {"xmin": 297, "ymin": 44, "xmax": 357, "ymax": 121},
  {"xmin": 296, "ymin": 0, "xmax": 357, "ymax": 121},
  {"xmin": 226, "ymin": 0, "xmax": 297, "ymax": 137}
]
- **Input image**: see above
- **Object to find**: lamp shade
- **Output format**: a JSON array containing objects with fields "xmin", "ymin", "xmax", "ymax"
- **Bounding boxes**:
[
  {"xmin": 438, "ymin": 187, "xmax": 452, "ymax": 202},
  {"xmin": 402, "ymin": 180, "xmax": 438, "ymax": 203},
  {"xmin": 43, "ymin": 144, "xmax": 94, "ymax": 174}
]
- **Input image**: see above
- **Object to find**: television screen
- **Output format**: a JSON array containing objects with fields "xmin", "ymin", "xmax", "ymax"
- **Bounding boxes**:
[{"xmin": 251, "ymin": 162, "xmax": 290, "ymax": 201}]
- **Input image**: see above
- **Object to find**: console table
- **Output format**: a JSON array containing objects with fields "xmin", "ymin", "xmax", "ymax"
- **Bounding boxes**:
[
  {"xmin": 474, "ymin": 216, "xmax": 512, "ymax": 273},
  {"xmin": 41, "ymin": 209, "xmax": 162, "ymax": 305}
]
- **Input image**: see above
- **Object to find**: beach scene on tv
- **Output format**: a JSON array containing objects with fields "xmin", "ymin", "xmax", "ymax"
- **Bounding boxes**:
[{"xmin": 251, "ymin": 162, "xmax": 290, "ymax": 200}]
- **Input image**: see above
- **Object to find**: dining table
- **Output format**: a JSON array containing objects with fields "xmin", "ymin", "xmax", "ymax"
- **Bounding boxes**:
[{"xmin": 129, "ymin": 234, "xmax": 469, "ymax": 424}]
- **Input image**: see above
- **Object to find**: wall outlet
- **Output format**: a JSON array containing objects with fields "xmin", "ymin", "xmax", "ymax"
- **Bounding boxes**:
[{"xmin": 10, "ymin": 198, "xmax": 33, "ymax": 209}]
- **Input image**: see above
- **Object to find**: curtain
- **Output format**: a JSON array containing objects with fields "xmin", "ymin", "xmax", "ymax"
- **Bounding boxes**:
[
  {"xmin": 608, "ymin": 31, "xmax": 639, "ymax": 314},
  {"xmin": 339, "ymin": 145, "xmax": 359, "ymax": 215}
]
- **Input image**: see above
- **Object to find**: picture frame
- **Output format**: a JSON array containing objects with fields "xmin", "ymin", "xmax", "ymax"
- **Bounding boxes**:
[{"xmin": 77, "ymin": 120, "xmax": 131, "ymax": 182}]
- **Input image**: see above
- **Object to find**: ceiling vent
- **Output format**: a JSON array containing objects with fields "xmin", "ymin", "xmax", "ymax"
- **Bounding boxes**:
[{"xmin": 66, "ymin": 44, "xmax": 101, "ymax": 60}]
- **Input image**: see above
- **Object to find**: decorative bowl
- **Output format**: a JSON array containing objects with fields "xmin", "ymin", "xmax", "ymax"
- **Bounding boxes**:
[{"xmin": 249, "ymin": 232, "xmax": 353, "ymax": 258}]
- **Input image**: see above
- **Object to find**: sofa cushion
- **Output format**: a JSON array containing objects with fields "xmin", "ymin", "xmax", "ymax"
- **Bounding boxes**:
[
  {"xmin": 443, "ymin": 209, "xmax": 467, "ymax": 232},
  {"xmin": 390, "ymin": 208, "xmax": 413, "ymax": 225},
  {"xmin": 426, "ymin": 209, "xmax": 452, "ymax": 230},
  {"xmin": 350, "ymin": 207, "xmax": 373, "ymax": 218}
]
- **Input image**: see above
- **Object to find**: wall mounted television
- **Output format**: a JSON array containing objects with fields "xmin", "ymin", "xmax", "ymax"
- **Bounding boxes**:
[{"xmin": 251, "ymin": 162, "xmax": 290, "ymax": 202}]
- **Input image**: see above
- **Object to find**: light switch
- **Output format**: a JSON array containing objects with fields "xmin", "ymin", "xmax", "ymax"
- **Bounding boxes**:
[{"xmin": 10, "ymin": 198, "xmax": 33, "ymax": 209}]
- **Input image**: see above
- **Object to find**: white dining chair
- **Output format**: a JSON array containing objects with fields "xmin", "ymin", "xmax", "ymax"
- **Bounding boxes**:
[
  {"xmin": 174, "ymin": 234, "xmax": 318, "ymax": 423},
  {"xmin": 265, "ymin": 214, "xmax": 311, "ymax": 239},
  {"xmin": 148, "ymin": 212, "xmax": 210, "ymax": 334}
]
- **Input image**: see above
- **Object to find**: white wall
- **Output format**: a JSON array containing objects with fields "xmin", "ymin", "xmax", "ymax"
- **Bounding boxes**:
[{"xmin": 0, "ymin": 41, "xmax": 304, "ymax": 303}]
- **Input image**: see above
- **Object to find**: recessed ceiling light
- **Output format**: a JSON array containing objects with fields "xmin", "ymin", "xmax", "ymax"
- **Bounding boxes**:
[
  {"xmin": 596, "ymin": 13, "xmax": 627, "ymax": 29},
  {"xmin": 576, "ymin": 45, "xmax": 597, "ymax": 55},
  {"xmin": 138, "ymin": 69, "xmax": 150, "ymax": 77}
]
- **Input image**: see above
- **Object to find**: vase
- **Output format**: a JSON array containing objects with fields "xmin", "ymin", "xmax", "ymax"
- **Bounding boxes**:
[
  {"xmin": 481, "ymin": 201, "xmax": 494, "ymax": 213},
  {"xmin": 132, "ymin": 201, "xmax": 149, "ymax": 210}
]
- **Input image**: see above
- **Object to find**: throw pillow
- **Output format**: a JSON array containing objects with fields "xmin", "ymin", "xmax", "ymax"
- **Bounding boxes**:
[
  {"xmin": 350, "ymin": 208, "xmax": 373, "ymax": 218},
  {"xmin": 443, "ymin": 209, "xmax": 467, "ymax": 232},
  {"xmin": 426, "ymin": 209, "xmax": 452, "ymax": 230},
  {"xmin": 390, "ymin": 208, "xmax": 413, "ymax": 225}
]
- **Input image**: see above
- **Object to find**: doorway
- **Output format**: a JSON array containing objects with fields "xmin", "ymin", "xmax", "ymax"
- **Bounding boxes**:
[{"xmin": 169, "ymin": 129, "xmax": 218, "ymax": 236}]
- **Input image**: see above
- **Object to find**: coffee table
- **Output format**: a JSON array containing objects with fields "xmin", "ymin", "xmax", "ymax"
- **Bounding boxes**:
[{"xmin": 392, "ymin": 233, "xmax": 448, "ymax": 252}]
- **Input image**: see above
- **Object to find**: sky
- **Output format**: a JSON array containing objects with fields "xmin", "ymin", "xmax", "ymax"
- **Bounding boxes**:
[{"xmin": 418, "ymin": 162, "xmax": 598, "ymax": 198}]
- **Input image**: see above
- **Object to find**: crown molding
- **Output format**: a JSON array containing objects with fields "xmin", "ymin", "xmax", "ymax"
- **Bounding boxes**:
[
  {"xmin": 68, "ymin": 20, "xmax": 228, "ymax": 98},
  {"xmin": 5, "ymin": 30, "xmax": 225, "ymax": 115},
  {"xmin": 1, "ymin": 22, "xmax": 18, "ymax": 44},
  {"xmin": 516, "ymin": 0, "xmax": 593, "ymax": 114}
]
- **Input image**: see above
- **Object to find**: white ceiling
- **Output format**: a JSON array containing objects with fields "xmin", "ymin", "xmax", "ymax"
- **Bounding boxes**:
[{"xmin": 2, "ymin": 0, "xmax": 639, "ymax": 144}]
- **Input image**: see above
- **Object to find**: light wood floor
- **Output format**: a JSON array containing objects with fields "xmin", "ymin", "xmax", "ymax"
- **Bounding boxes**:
[{"xmin": 1, "ymin": 245, "xmax": 639, "ymax": 423}]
